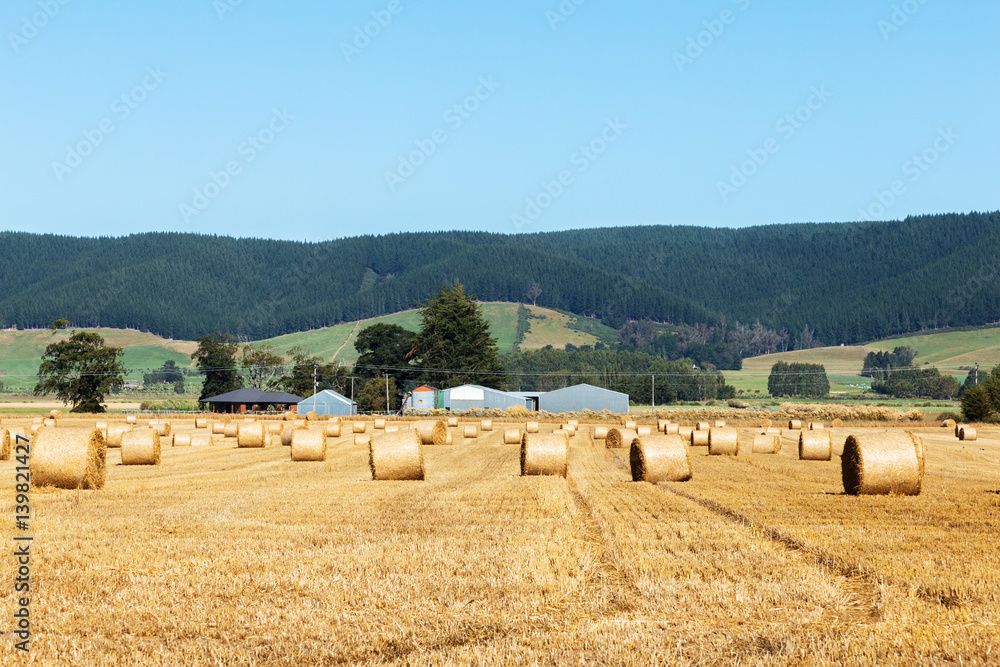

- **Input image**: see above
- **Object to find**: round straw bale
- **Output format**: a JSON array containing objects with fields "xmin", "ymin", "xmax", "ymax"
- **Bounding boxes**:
[
  {"xmin": 690, "ymin": 430, "xmax": 709, "ymax": 447},
  {"xmin": 325, "ymin": 423, "xmax": 342, "ymax": 438},
  {"xmin": 32, "ymin": 427, "xmax": 106, "ymax": 489},
  {"xmin": 95, "ymin": 420, "xmax": 107, "ymax": 431},
  {"xmin": 369, "ymin": 430, "xmax": 424, "ymax": 481},
  {"xmin": 593, "ymin": 426, "xmax": 608, "ymax": 440},
  {"xmin": 526, "ymin": 421, "xmax": 540, "ymax": 434},
  {"xmin": 959, "ymin": 426, "xmax": 977, "ymax": 441},
  {"xmin": 281, "ymin": 423, "xmax": 305, "ymax": 447},
  {"xmin": 760, "ymin": 418, "xmax": 772, "ymax": 428},
  {"xmin": 43, "ymin": 418, "xmax": 56, "ymax": 428},
  {"xmin": 563, "ymin": 424, "xmax": 576, "ymax": 435},
  {"xmin": 657, "ymin": 419, "xmax": 670, "ymax": 433},
  {"xmin": 764, "ymin": 426, "xmax": 781, "ymax": 436},
  {"xmin": 374, "ymin": 418, "xmax": 386, "ymax": 430},
  {"xmin": 842, "ymin": 431, "xmax": 923, "ymax": 496},
  {"xmin": 463, "ymin": 424, "xmax": 478, "ymax": 439},
  {"xmin": 126, "ymin": 415, "xmax": 137, "ymax": 424},
  {"xmin": 290, "ymin": 429, "xmax": 326, "ymax": 461},
  {"xmin": 480, "ymin": 419, "xmax": 493, "ymax": 431},
  {"xmin": 831, "ymin": 418, "xmax": 844, "ymax": 427},
  {"xmin": 605, "ymin": 428, "xmax": 639, "ymax": 449},
  {"xmin": 503, "ymin": 428, "xmax": 522, "ymax": 444},
  {"xmin": 663, "ymin": 423, "xmax": 679, "ymax": 435},
  {"xmin": 567, "ymin": 419, "xmax": 578, "ymax": 427},
  {"xmin": 788, "ymin": 419, "xmax": 803, "ymax": 430},
  {"xmin": 266, "ymin": 423, "xmax": 282, "ymax": 435},
  {"xmin": 211, "ymin": 422, "xmax": 225, "ymax": 434},
  {"xmin": 444, "ymin": 431, "xmax": 454, "ymax": 445},
  {"xmin": 31, "ymin": 417, "xmax": 43, "ymax": 425},
  {"xmin": 154, "ymin": 421, "xmax": 171, "ymax": 437},
  {"xmin": 384, "ymin": 424, "xmax": 399, "ymax": 433},
  {"xmin": 636, "ymin": 425, "xmax": 652, "ymax": 437},
  {"xmin": 355, "ymin": 433, "xmax": 372, "ymax": 446},
  {"xmin": 224, "ymin": 422, "xmax": 239, "ymax": 438},
  {"xmin": 283, "ymin": 412, "xmax": 295, "ymax": 420},
  {"xmin": 49, "ymin": 409, "xmax": 63, "ymax": 420},
  {"xmin": 106, "ymin": 423, "xmax": 133, "ymax": 448},
  {"xmin": 808, "ymin": 422, "xmax": 825, "ymax": 430},
  {"xmin": 799, "ymin": 430, "xmax": 832, "ymax": 461},
  {"xmin": 520, "ymin": 432, "xmax": 568, "ymax": 477},
  {"xmin": 191, "ymin": 434, "xmax": 211, "ymax": 447},
  {"xmin": 630, "ymin": 435, "xmax": 692, "ymax": 483},
  {"xmin": 751, "ymin": 433, "xmax": 781, "ymax": 454},
  {"xmin": 624, "ymin": 420, "xmax": 637, "ymax": 430},
  {"xmin": 678, "ymin": 425, "xmax": 693, "ymax": 442},
  {"xmin": 195, "ymin": 418, "xmax": 208, "ymax": 429},
  {"xmin": 173, "ymin": 433, "xmax": 192, "ymax": 447},
  {"xmin": 413, "ymin": 420, "xmax": 448, "ymax": 446},
  {"xmin": 121, "ymin": 428, "xmax": 161, "ymax": 465},
  {"xmin": 447, "ymin": 417, "xmax": 459, "ymax": 427},
  {"xmin": 352, "ymin": 421, "xmax": 367, "ymax": 434},
  {"xmin": 306, "ymin": 411, "xmax": 319, "ymax": 421},
  {"xmin": 714, "ymin": 420, "xmax": 726, "ymax": 428},
  {"xmin": 708, "ymin": 427, "xmax": 739, "ymax": 456},
  {"xmin": 942, "ymin": 419, "xmax": 956, "ymax": 428},
  {"xmin": 237, "ymin": 422, "xmax": 266, "ymax": 448},
  {"xmin": 2, "ymin": 427, "xmax": 26, "ymax": 461},
  {"xmin": 695, "ymin": 421, "xmax": 710, "ymax": 431}
]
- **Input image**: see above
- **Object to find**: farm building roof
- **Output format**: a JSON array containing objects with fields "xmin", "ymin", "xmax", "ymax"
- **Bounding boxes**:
[{"xmin": 199, "ymin": 389, "xmax": 303, "ymax": 405}]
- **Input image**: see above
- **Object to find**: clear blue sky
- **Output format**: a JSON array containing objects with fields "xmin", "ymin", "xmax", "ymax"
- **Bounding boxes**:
[{"xmin": 2, "ymin": 0, "xmax": 997, "ymax": 242}]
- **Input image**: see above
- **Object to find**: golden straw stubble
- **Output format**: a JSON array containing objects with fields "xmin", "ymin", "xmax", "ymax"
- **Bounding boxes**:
[
  {"xmin": 520, "ymin": 432, "xmax": 568, "ymax": 477},
  {"xmin": 630, "ymin": 435, "xmax": 692, "ymax": 483},
  {"xmin": 369, "ymin": 430, "xmax": 424, "ymax": 481},
  {"xmin": 31, "ymin": 427, "xmax": 106, "ymax": 489},
  {"xmin": 121, "ymin": 428, "xmax": 161, "ymax": 465},
  {"xmin": 842, "ymin": 431, "xmax": 923, "ymax": 496}
]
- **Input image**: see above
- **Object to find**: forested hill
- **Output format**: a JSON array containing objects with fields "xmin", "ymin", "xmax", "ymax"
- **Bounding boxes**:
[{"xmin": 0, "ymin": 211, "xmax": 997, "ymax": 344}]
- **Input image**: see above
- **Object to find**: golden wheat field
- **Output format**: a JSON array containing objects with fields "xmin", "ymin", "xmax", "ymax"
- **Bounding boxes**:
[{"xmin": 1, "ymin": 417, "xmax": 999, "ymax": 665}]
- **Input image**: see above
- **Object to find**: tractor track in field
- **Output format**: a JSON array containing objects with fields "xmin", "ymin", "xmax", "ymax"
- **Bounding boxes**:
[{"xmin": 664, "ymin": 486, "xmax": 887, "ymax": 625}]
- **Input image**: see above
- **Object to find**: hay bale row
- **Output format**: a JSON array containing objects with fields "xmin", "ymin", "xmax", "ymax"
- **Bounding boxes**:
[
  {"xmin": 212, "ymin": 422, "xmax": 226, "ymax": 435},
  {"xmin": 106, "ymin": 423, "xmax": 133, "ymax": 448},
  {"xmin": 788, "ymin": 419, "xmax": 803, "ymax": 430},
  {"xmin": 630, "ymin": 435, "xmax": 691, "ymax": 483},
  {"xmin": 521, "ymin": 432, "xmax": 568, "ymax": 477},
  {"xmin": 605, "ymin": 428, "xmax": 639, "ymax": 449},
  {"xmin": 690, "ymin": 430, "xmax": 709, "ymax": 447},
  {"xmin": 636, "ymin": 425, "xmax": 652, "ymax": 437},
  {"xmin": 842, "ymin": 431, "xmax": 923, "ymax": 496},
  {"xmin": 414, "ymin": 420, "xmax": 448, "ymax": 446},
  {"xmin": 503, "ymin": 428, "xmax": 522, "ymax": 444},
  {"xmin": 224, "ymin": 422, "xmax": 239, "ymax": 438},
  {"xmin": 708, "ymin": 427, "xmax": 739, "ymax": 456},
  {"xmin": 593, "ymin": 426, "xmax": 608, "ymax": 440},
  {"xmin": 799, "ymin": 430, "xmax": 832, "ymax": 461},
  {"xmin": 678, "ymin": 426, "xmax": 693, "ymax": 442},
  {"xmin": 369, "ymin": 431, "xmax": 424, "ymax": 480},
  {"xmin": 31, "ymin": 427, "xmax": 106, "ymax": 490},
  {"xmin": 695, "ymin": 421, "xmax": 710, "ymax": 431}
]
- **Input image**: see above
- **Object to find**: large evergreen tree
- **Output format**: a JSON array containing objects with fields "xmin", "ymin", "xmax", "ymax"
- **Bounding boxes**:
[
  {"xmin": 34, "ymin": 330, "xmax": 126, "ymax": 412},
  {"xmin": 414, "ymin": 283, "xmax": 507, "ymax": 390},
  {"xmin": 353, "ymin": 323, "xmax": 417, "ymax": 382},
  {"xmin": 192, "ymin": 333, "xmax": 243, "ymax": 400}
]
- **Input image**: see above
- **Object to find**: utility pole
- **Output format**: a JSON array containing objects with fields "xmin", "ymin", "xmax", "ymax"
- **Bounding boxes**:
[
  {"xmin": 312, "ymin": 365, "xmax": 318, "ymax": 414},
  {"xmin": 385, "ymin": 373, "xmax": 390, "ymax": 415},
  {"xmin": 975, "ymin": 363, "xmax": 980, "ymax": 385},
  {"xmin": 651, "ymin": 374, "xmax": 655, "ymax": 409},
  {"xmin": 350, "ymin": 376, "xmax": 355, "ymax": 415}
]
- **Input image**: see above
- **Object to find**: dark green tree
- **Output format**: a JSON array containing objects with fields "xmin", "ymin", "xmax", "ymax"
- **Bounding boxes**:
[
  {"xmin": 192, "ymin": 333, "xmax": 243, "ymax": 401},
  {"xmin": 34, "ymin": 330, "xmax": 126, "ymax": 412},
  {"xmin": 414, "ymin": 283, "xmax": 508, "ymax": 390},
  {"xmin": 984, "ymin": 364, "xmax": 1000, "ymax": 414},
  {"xmin": 767, "ymin": 361, "xmax": 829, "ymax": 398},
  {"xmin": 353, "ymin": 323, "xmax": 417, "ymax": 382},
  {"xmin": 143, "ymin": 359, "xmax": 185, "ymax": 388},
  {"xmin": 961, "ymin": 385, "xmax": 994, "ymax": 422},
  {"xmin": 279, "ymin": 348, "xmax": 349, "ymax": 398},
  {"xmin": 355, "ymin": 376, "xmax": 398, "ymax": 413}
]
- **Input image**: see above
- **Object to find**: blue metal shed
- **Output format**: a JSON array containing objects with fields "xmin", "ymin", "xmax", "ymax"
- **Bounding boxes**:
[
  {"xmin": 298, "ymin": 389, "xmax": 357, "ymax": 416},
  {"xmin": 537, "ymin": 384, "xmax": 628, "ymax": 414},
  {"xmin": 441, "ymin": 384, "xmax": 530, "ymax": 411}
]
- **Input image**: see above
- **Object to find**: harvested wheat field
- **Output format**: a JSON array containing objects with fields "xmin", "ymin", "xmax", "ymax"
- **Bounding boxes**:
[{"xmin": 1, "ymin": 421, "xmax": 999, "ymax": 665}]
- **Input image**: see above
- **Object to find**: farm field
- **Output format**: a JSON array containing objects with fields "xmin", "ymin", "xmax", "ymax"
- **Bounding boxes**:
[{"xmin": 2, "ymin": 417, "xmax": 998, "ymax": 664}]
